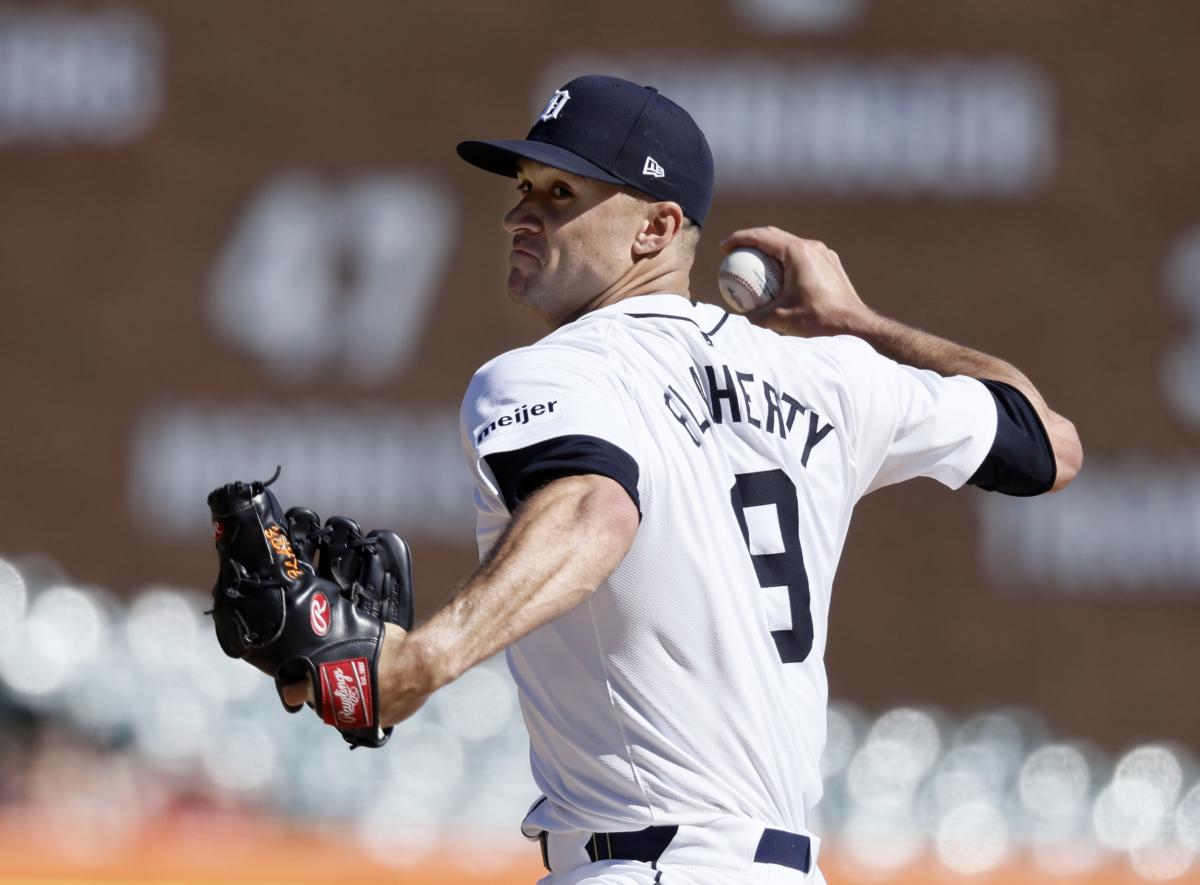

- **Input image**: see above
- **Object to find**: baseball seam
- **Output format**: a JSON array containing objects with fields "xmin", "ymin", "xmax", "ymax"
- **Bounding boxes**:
[{"xmin": 721, "ymin": 271, "xmax": 772, "ymax": 306}]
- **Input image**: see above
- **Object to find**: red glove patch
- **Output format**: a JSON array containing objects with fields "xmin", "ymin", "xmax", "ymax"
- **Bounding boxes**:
[{"xmin": 318, "ymin": 658, "xmax": 374, "ymax": 729}]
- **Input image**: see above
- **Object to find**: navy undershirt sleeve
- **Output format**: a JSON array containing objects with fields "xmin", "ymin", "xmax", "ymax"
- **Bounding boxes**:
[
  {"xmin": 968, "ymin": 379, "xmax": 1057, "ymax": 496},
  {"xmin": 484, "ymin": 434, "xmax": 641, "ymax": 515}
]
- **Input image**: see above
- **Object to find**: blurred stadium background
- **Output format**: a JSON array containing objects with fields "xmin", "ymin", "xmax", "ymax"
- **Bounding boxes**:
[{"xmin": 1, "ymin": 0, "xmax": 1198, "ymax": 881}]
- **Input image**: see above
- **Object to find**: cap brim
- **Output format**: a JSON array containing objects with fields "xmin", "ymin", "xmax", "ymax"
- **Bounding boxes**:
[{"xmin": 456, "ymin": 138, "xmax": 626, "ymax": 186}]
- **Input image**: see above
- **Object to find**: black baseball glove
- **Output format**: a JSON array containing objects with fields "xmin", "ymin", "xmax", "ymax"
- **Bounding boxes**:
[{"xmin": 206, "ymin": 468, "xmax": 413, "ymax": 749}]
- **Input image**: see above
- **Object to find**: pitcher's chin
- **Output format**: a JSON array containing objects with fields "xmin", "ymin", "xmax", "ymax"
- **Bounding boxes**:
[{"xmin": 507, "ymin": 268, "xmax": 535, "ymax": 304}]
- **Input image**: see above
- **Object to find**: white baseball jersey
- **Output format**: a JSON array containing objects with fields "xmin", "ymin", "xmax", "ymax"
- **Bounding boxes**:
[{"xmin": 459, "ymin": 293, "xmax": 997, "ymax": 842}]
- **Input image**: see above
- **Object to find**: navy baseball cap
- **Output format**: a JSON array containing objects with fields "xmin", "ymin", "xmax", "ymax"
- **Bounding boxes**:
[{"xmin": 457, "ymin": 75, "xmax": 715, "ymax": 226}]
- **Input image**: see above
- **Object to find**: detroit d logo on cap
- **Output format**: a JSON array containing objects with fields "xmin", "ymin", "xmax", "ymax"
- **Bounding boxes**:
[{"xmin": 539, "ymin": 89, "xmax": 570, "ymax": 122}]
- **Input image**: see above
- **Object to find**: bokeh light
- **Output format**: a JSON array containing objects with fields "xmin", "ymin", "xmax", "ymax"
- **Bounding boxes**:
[
  {"xmin": 133, "ymin": 690, "xmax": 211, "ymax": 768},
  {"xmin": 1029, "ymin": 820, "xmax": 1106, "ymax": 877},
  {"xmin": 125, "ymin": 587, "xmax": 202, "ymax": 675},
  {"xmin": 932, "ymin": 743, "xmax": 1008, "ymax": 811},
  {"xmin": 1116, "ymin": 746, "xmax": 1186, "ymax": 817},
  {"xmin": 1019, "ymin": 743, "xmax": 1092, "ymax": 821},
  {"xmin": 847, "ymin": 707, "xmax": 941, "ymax": 812},
  {"xmin": 356, "ymin": 786, "xmax": 443, "ymax": 868},
  {"xmin": 841, "ymin": 808, "xmax": 925, "ymax": 871},
  {"xmin": 1130, "ymin": 836, "xmax": 1196, "ymax": 881},
  {"xmin": 1094, "ymin": 781, "xmax": 1166, "ymax": 852},
  {"xmin": 821, "ymin": 701, "xmax": 865, "ymax": 779},
  {"xmin": 0, "ymin": 557, "xmax": 28, "ymax": 629},
  {"xmin": 1175, "ymin": 782, "xmax": 1200, "ymax": 850},
  {"xmin": 935, "ymin": 800, "xmax": 1010, "ymax": 875},
  {"xmin": 432, "ymin": 663, "xmax": 517, "ymax": 742},
  {"xmin": 27, "ymin": 584, "xmax": 106, "ymax": 670},
  {"xmin": 388, "ymin": 723, "xmax": 467, "ymax": 809},
  {"xmin": 202, "ymin": 717, "xmax": 277, "ymax": 793}
]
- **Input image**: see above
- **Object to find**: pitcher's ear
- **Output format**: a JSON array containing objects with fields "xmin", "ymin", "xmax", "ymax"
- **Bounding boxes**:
[{"xmin": 632, "ymin": 201, "xmax": 684, "ymax": 256}]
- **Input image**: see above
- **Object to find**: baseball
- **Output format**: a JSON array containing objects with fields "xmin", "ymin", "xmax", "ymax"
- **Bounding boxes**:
[{"xmin": 718, "ymin": 247, "xmax": 784, "ymax": 313}]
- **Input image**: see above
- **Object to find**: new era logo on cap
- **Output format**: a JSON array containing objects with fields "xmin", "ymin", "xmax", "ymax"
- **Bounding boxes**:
[
  {"xmin": 643, "ymin": 156, "xmax": 665, "ymax": 178},
  {"xmin": 456, "ymin": 74, "xmax": 715, "ymax": 226}
]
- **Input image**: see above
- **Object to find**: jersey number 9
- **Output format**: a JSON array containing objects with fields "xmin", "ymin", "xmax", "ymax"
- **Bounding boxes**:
[{"xmin": 730, "ymin": 469, "xmax": 814, "ymax": 664}]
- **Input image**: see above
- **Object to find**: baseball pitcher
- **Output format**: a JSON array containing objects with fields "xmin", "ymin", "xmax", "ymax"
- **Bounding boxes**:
[{"xmin": 212, "ymin": 74, "xmax": 1082, "ymax": 884}]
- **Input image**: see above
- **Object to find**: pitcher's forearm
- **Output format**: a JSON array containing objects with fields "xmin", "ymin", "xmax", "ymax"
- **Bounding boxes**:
[
  {"xmin": 843, "ymin": 308, "xmax": 1081, "ymax": 491},
  {"xmin": 847, "ymin": 310, "xmax": 1048, "ymax": 414},
  {"xmin": 396, "ymin": 474, "xmax": 639, "ymax": 697}
]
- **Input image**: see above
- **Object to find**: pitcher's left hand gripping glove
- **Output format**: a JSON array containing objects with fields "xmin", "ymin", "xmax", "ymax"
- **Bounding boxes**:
[{"xmin": 207, "ymin": 469, "xmax": 413, "ymax": 748}]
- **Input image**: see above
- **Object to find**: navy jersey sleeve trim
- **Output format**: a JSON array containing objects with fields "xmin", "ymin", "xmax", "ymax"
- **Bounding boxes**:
[
  {"xmin": 968, "ymin": 379, "xmax": 1057, "ymax": 496},
  {"xmin": 483, "ymin": 434, "xmax": 641, "ymax": 515}
]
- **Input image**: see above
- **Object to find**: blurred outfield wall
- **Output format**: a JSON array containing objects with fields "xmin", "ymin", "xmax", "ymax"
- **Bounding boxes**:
[{"xmin": 0, "ymin": 0, "xmax": 1198, "ymax": 754}]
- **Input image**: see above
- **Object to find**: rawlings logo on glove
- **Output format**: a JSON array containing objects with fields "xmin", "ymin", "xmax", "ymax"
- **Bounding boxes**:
[
  {"xmin": 206, "ymin": 468, "xmax": 413, "ymax": 749},
  {"xmin": 320, "ymin": 659, "xmax": 374, "ymax": 729},
  {"xmin": 310, "ymin": 592, "xmax": 331, "ymax": 636}
]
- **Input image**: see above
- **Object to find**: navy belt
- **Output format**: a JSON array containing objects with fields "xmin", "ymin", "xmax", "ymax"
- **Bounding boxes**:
[{"xmin": 540, "ymin": 824, "xmax": 812, "ymax": 874}]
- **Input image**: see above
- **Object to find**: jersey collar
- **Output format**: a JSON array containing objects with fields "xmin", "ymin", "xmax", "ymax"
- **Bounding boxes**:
[{"xmin": 588, "ymin": 293, "xmax": 697, "ymax": 320}]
